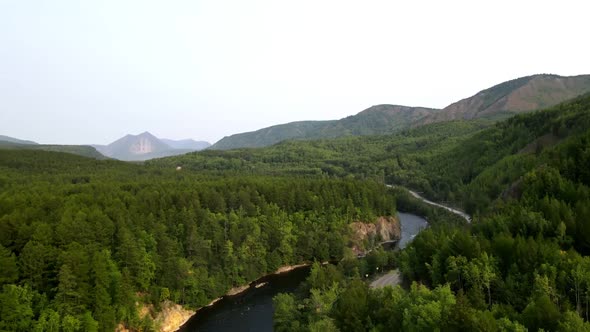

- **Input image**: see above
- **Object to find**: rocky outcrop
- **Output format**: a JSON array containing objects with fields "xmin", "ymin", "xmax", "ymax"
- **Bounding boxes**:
[
  {"xmin": 375, "ymin": 216, "xmax": 402, "ymax": 242},
  {"xmin": 114, "ymin": 262, "xmax": 324, "ymax": 332},
  {"xmin": 350, "ymin": 216, "xmax": 401, "ymax": 255},
  {"xmin": 96, "ymin": 132, "xmax": 209, "ymax": 161},
  {"xmin": 155, "ymin": 301, "xmax": 195, "ymax": 332},
  {"xmin": 115, "ymin": 300, "xmax": 195, "ymax": 332}
]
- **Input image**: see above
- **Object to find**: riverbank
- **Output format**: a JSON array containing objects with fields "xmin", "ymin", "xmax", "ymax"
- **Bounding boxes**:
[
  {"xmin": 176, "ymin": 211, "xmax": 436, "ymax": 331},
  {"xmin": 177, "ymin": 264, "xmax": 315, "ymax": 332},
  {"xmin": 208, "ymin": 263, "xmax": 312, "ymax": 300},
  {"xmin": 179, "ymin": 212, "xmax": 431, "ymax": 331},
  {"xmin": 176, "ymin": 224, "xmax": 406, "ymax": 331},
  {"xmin": 116, "ymin": 301, "xmax": 196, "ymax": 332},
  {"xmin": 157, "ymin": 302, "xmax": 196, "ymax": 332},
  {"xmin": 172, "ymin": 262, "xmax": 314, "ymax": 331}
]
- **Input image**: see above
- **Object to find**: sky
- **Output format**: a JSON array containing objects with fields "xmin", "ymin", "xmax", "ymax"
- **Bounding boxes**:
[{"xmin": 1, "ymin": 0, "xmax": 590, "ymax": 145}]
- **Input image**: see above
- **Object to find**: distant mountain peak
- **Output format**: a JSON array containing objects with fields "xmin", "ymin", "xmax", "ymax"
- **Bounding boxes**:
[
  {"xmin": 138, "ymin": 131, "xmax": 156, "ymax": 137},
  {"xmin": 94, "ymin": 132, "xmax": 210, "ymax": 161}
]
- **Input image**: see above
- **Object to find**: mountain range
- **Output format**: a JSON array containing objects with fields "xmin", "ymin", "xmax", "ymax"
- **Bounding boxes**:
[
  {"xmin": 0, "ymin": 135, "xmax": 38, "ymax": 145},
  {"xmin": 3, "ymin": 73, "xmax": 590, "ymax": 157},
  {"xmin": 0, "ymin": 133, "xmax": 211, "ymax": 161},
  {"xmin": 92, "ymin": 132, "xmax": 211, "ymax": 161},
  {"xmin": 210, "ymin": 74, "xmax": 590, "ymax": 150},
  {"xmin": 417, "ymin": 73, "xmax": 590, "ymax": 125},
  {"xmin": 211, "ymin": 105, "xmax": 438, "ymax": 150},
  {"xmin": 160, "ymin": 138, "xmax": 211, "ymax": 150},
  {"xmin": 0, "ymin": 136, "xmax": 105, "ymax": 159}
]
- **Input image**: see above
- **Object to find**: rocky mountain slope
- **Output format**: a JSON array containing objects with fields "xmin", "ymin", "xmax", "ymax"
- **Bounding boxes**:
[
  {"xmin": 94, "ymin": 132, "xmax": 210, "ymax": 161},
  {"xmin": 210, "ymin": 74, "xmax": 590, "ymax": 150},
  {"xmin": 418, "ymin": 74, "xmax": 590, "ymax": 124}
]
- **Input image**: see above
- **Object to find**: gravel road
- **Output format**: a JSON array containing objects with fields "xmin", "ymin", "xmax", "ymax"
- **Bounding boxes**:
[{"xmin": 370, "ymin": 269, "xmax": 401, "ymax": 288}]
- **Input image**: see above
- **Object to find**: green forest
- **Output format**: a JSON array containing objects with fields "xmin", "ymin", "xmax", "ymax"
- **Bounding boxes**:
[
  {"xmin": 1, "ymin": 93, "xmax": 590, "ymax": 331},
  {"xmin": 270, "ymin": 94, "xmax": 590, "ymax": 331},
  {"xmin": 0, "ymin": 150, "xmax": 399, "ymax": 331}
]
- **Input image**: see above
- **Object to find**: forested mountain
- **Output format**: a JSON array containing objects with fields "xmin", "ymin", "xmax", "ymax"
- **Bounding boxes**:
[
  {"xmin": 162, "ymin": 93, "xmax": 590, "ymax": 214},
  {"xmin": 270, "ymin": 94, "xmax": 590, "ymax": 332},
  {"xmin": 94, "ymin": 132, "xmax": 209, "ymax": 161},
  {"xmin": 210, "ymin": 105, "xmax": 439, "ymax": 150},
  {"xmin": 3, "ymin": 92, "xmax": 590, "ymax": 332},
  {"xmin": 419, "ymin": 74, "xmax": 590, "ymax": 124},
  {"xmin": 0, "ymin": 141, "xmax": 106, "ymax": 159},
  {"xmin": 0, "ymin": 135, "xmax": 107, "ymax": 159},
  {"xmin": 0, "ymin": 135, "xmax": 38, "ymax": 145},
  {"xmin": 0, "ymin": 149, "xmax": 397, "ymax": 331},
  {"xmin": 210, "ymin": 74, "xmax": 590, "ymax": 150}
]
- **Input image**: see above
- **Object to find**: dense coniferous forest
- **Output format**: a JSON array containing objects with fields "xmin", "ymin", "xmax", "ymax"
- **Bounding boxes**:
[
  {"xmin": 0, "ymin": 150, "xmax": 396, "ymax": 331},
  {"xmin": 155, "ymin": 94, "xmax": 590, "ymax": 214},
  {"xmin": 1, "ymin": 93, "xmax": 590, "ymax": 331},
  {"xmin": 270, "ymin": 94, "xmax": 590, "ymax": 331}
]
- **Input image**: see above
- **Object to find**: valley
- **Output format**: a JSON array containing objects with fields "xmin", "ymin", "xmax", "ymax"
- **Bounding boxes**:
[
  {"xmin": 179, "ymin": 211, "xmax": 430, "ymax": 332},
  {"xmin": 3, "ymin": 1, "xmax": 590, "ymax": 330},
  {"xmin": 1, "ymin": 81, "xmax": 590, "ymax": 332}
]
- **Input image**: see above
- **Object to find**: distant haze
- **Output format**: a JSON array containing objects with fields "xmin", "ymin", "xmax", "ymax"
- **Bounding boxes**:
[{"xmin": 1, "ymin": 0, "xmax": 589, "ymax": 145}]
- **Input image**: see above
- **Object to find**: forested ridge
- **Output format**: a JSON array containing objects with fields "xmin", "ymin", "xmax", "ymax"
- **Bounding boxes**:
[
  {"xmin": 0, "ymin": 141, "xmax": 106, "ymax": 160},
  {"xmin": 1, "ymin": 93, "xmax": 590, "ymax": 331},
  {"xmin": 155, "ymin": 93, "xmax": 590, "ymax": 214},
  {"xmin": 270, "ymin": 95, "xmax": 590, "ymax": 331},
  {"xmin": 210, "ymin": 74, "xmax": 590, "ymax": 150},
  {"xmin": 0, "ymin": 150, "xmax": 396, "ymax": 331}
]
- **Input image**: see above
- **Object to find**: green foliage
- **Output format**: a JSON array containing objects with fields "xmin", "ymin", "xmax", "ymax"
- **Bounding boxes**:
[
  {"xmin": 271, "ymin": 94, "xmax": 590, "ymax": 330},
  {"xmin": 558, "ymin": 311, "xmax": 590, "ymax": 332},
  {"xmin": 308, "ymin": 318, "xmax": 339, "ymax": 332},
  {"xmin": 34, "ymin": 309, "xmax": 61, "ymax": 332},
  {"xmin": 210, "ymin": 105, "xmax": 439, "ymax": 150},
  {"xmin": 0, "ymin": 143, "xmax": 105, "ymax": 159},
  {"xmin": 0, "ymin": 284, "xmax": 34, "ymax": 331},
  {"xmin": 332, "ymin": 279, "xmax": 370, "ymax": 332},
  {"xmin": 156, "ymin": 93, "xmax": 590, "ymax": 218},
  {"xmin": 0, "ymin": 148, "xmax": 396, "ymax": 329},
  {"xmin": 273, "ymin": 293, "xmax": 303, "ymax": 332},
  {"xmin": 3, "ymin": 92, "xmax": 590, "ymax": 330},
  {"xmin": 0, "ymin": 245, "xmax": 18, "ymax": 285}
]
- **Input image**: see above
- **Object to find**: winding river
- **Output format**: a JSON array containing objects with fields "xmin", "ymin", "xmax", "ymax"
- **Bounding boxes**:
[
  {"xmin": 178, "ymin": 187, "xmax": 472, "ymax": 331},
  {"xmin": 178, "ymin": 212, "xmax": 430, "ymax": 332}
]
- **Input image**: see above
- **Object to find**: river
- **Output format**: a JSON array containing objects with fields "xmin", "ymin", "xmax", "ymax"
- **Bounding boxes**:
[
  {"xmin": 396, "ymin": 212, "xmax": 429, "ymax": 249},
  {"xmin": 178, "ymin": 212, "xmax": 429, "ymax": 332}
]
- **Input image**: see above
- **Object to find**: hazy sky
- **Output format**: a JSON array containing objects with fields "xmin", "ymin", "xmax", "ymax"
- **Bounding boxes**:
[{"xmin": 1, "ymin": 0, "xmax": 589, "ymax": 145}]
